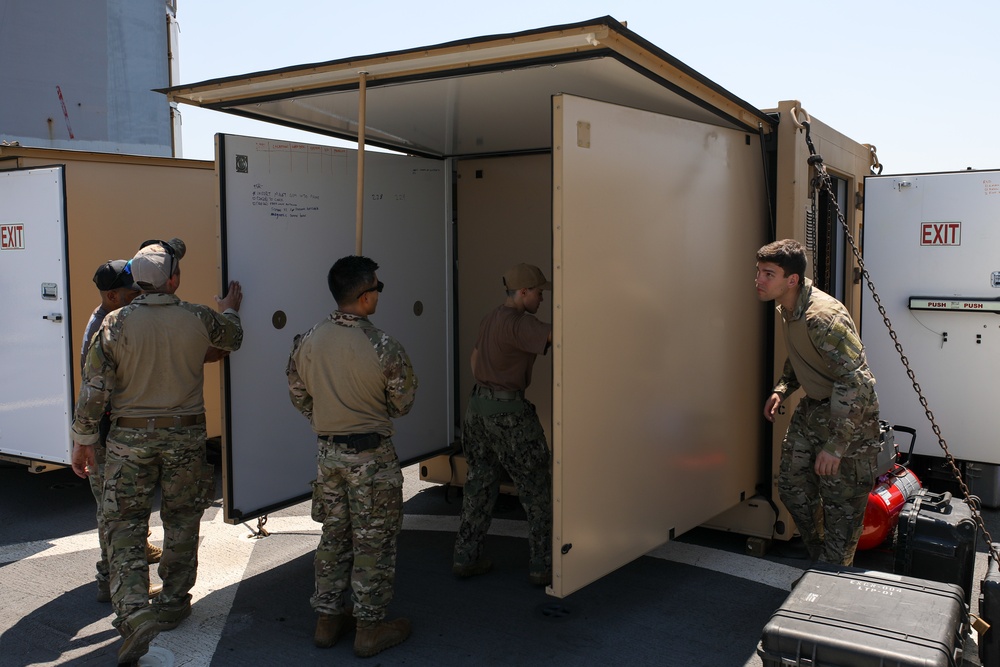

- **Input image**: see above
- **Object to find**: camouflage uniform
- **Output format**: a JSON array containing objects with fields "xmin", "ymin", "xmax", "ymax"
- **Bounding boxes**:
[
  {"xmin": 453, "ymin": 304, "xmax": 553, "ymax": 577},
  {"xmin": 454, "ymin": 392, "xmax": 552, "ymax": 575},
  {"xmin": 773, "ymin": 278, "xmax": 880, "ymax": 565},
  {"xmin": 81, "ymin": 304, "xmax": 112, "ymax": 586},
  {"xmin": 287, "ymin": 311, "xmax": 416, "ymax": 623},
  {"xmin": 71, "ymin": 293, "xmax": 243, "ymax": 628}
]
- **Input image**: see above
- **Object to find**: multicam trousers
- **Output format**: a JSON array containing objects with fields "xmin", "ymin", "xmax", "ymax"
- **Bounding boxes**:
[
  {"xmin": 89, "ymin": 414, "xmax": 111, "ymax": 582},
  {"xmin": 777, "ymin": 395, "xmax": 880, "ymax": 566},
  {"xmin": 453, "ymin": 395, "xmax": 552, "ymax": 575},
  {"xmin": 103, "ymin": 424, "xmax": 212, "ymax": 627},
  {"xmin": 310, "ymin": 437, "xmax": 403, "ymax": 623}
]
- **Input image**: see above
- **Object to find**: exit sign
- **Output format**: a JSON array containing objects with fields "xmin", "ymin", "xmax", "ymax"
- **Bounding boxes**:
[
  {"xmin": 921, "ymin": 222, "xmax": 961, "ymax": 246},
  {"xmin": 1, "ymin": 223, "xmax": 25, "ymax": 249}
]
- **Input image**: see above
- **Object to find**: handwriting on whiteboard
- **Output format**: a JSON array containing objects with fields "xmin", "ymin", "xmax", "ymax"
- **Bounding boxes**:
[{"xmin": 252, "ymin": 185, "xmax": 321, "ymax": 219}]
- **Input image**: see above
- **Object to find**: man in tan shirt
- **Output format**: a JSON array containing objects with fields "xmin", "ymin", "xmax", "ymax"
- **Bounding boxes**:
[{"xmin": 71, "ymin": 239, "xmax": 243, "ymax": 664}]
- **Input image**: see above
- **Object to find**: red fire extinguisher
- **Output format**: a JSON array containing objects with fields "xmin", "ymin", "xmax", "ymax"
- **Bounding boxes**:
[{"xmin": 857, "ymin": 465, "xmax": 922, "ymax": 551}]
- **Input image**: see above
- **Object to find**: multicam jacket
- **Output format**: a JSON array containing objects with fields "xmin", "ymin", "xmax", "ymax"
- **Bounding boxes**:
[
  {"xmin": 71, "ymin": 292, "xmax": 243, "ymax": 444},
  {"xmin": 773, "ymin": 278, "xmax": 877, "ymax": 450},
  {"xmin": 286, "ymin": 311, "xmax": 417, "ymax": 437}
]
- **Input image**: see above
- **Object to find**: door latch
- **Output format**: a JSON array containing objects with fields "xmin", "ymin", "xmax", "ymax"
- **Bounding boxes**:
[{"xmin": 42, "ymin": 313, "xmax": 63, "ymax": 323}]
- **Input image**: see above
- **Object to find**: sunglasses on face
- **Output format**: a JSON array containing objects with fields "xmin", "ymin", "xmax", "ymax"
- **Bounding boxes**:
[{"xmin": 357, "ymin": 280, "xmax": 384, "ymax": 300}]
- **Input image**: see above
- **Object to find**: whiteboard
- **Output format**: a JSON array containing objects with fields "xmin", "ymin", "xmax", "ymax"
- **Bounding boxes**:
[
  {"xmin": 0, "ymin": 167, "xmax": 73, "ymax": 464},
  {"xmin": 862, "ymin": 170, "xmax": 1000, "ymax": 464},
  {"xmin": 218, "ymin": 135, "xmax": 452, "ymax": 522}
]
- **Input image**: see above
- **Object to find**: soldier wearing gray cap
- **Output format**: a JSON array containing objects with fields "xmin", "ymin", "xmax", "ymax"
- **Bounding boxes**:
[
  {"xmin": 81, "ymin": 259, "xmax": 163, "ymax": 605},
  {"xmin": 453, "ymin": 263, "xmax": 554, "ymax": 587},
  {"xmin": 70, "ymin": 238, "xmax": 244, "ymax": 664}
]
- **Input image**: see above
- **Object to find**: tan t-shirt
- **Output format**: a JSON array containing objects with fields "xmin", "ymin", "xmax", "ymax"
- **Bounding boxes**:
[
  {"xmin": 287, "ymin": 311, "xmax": 417, "ymax": 437},
  {"xmin": 71, "ymin": 293, "xmax": 244, "ymax": 444},
  {"xmin": 471, "ymin": 305, "xmax": 551, "ymax": 391}
]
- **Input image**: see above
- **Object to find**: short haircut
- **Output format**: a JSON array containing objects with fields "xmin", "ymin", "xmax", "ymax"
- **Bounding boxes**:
[
  {"xmin": 757, "ymin": 239, "xmax": 807, "ymax": 282},
  {"xmin": 328, "ymin": 255, "xmax": 379, "ymax": 306}
]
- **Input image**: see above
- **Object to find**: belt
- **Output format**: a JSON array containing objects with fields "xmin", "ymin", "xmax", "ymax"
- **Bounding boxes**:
[
  {"xmin": 472, "ymin": 384, "xmax": 523, "ymax": 401},
  {"xmin": 318, "ymin": 432, "xmax": 383, "ymax": 452},
  {"xmin": 114, "ymin": 414, "xmax": 206, "ymax": 430}
]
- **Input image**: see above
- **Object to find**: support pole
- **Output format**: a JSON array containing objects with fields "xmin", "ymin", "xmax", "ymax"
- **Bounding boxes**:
[{"xmin": 355, "ymin": 71, "xmax": 368, "ymax": 255}]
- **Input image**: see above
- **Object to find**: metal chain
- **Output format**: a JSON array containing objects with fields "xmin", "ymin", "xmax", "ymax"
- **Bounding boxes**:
[
  {"xmin": 807, "ymin": 185, "xmax": 819, "ymax": 281},
  {"xmin": 242, "ymin": 514, "xmax": 271, "ymax": 539},
  {"xmin": 801, "ymin": 121, "xmax": 999, "ymax": 564}
]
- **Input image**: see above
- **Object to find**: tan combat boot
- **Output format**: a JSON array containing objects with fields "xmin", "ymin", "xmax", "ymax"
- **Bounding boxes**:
[
  {"xmin": 155, "ymin": 599, "xmax": 192, "ymax": 631},
  {"xmin": 528, "ymin": 569, "xmax": 552, "ymax": 586},
  {"xmin": 96, "ymin": 578, "xmax": 111, "ymax": 603},
  {"xmin": 354, "ymin": 617, "xmax": 411, "ymax": 657},
  {"xmin": 314, "ymin": 612, "xmax": 356, "ymax": 648},
  {"xmin": 146, "ymin": 541, "xmax": 162, "ymax": 564},
  {"xmin": 116, "ymin": 607, "xmax": 160, "ymax": 664}
]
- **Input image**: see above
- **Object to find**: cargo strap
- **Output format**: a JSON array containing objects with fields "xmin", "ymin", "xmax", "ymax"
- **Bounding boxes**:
[
  {"xmin": 798, "ymin": 116, "xmax": 1000, "ymax": 565},
  {"xmin": 114, "ymin": 414, "xmax": 206, "ymax": 430}
]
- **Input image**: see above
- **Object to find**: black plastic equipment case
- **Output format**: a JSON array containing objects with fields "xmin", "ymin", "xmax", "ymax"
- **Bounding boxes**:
[
  {"xmin": 757, "ymin": 566, "xmax": 967, "ymax": 667},
  {"xmin": 895, "ymin": 488, "xmax": 978, "ymax": 604},
  {"xmin": 980, "ymin": 545, "xmax": 1000, "ymax": 667}
]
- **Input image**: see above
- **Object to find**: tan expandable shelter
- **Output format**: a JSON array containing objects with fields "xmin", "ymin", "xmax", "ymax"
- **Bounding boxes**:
[
  {"xmin": 162, "ymin": 16, "xmax": 877, "ymax": 597},
  {"xmin": 0, "ymin": 147, "xmax": 225, "ymax": 469}
]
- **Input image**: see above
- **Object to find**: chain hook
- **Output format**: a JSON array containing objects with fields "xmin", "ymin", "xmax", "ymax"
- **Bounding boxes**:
[
  {"xmin": 863, "ymin": 143, "xmax": 884, "ymax": 175},
  {"xmin": 789, "ymin": 101, "xmax": 811, "ymax": 131}
]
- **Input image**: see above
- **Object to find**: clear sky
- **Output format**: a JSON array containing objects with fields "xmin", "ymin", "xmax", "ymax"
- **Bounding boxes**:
[{"xmin": 174, "ymin": 1, "xmax": 999, "ymax": 175}]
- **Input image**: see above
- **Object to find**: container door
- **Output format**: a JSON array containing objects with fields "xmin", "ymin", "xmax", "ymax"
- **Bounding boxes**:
[
  {"xmin": 217, "ymin": 135, "xmax": 452, "ymax": 522},
  {"xmin": 0, "ymin": 166, "xmax": 73, "ymax": 464},
  {"xmin": 550, "ymin": 94, "xmax": 769, "ymax": 597}
]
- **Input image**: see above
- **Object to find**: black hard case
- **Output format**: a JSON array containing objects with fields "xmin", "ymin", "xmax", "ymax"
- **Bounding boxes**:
[
  {"xmin": 980, "ymin": 546, "xmax": 1000, "ymax": 667},
  {"xmin": 894, "ymin": 488, "xmax": 979, "ymax": 604},
  {"xmin": 758, "ymin": 567, "xmax": 966, "ymax": 667}
]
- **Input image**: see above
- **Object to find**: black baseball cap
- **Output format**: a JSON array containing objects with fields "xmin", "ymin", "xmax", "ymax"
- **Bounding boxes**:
[{"xmin": 93, "ymin": 260, "xmax": 137, "ymax": 291}]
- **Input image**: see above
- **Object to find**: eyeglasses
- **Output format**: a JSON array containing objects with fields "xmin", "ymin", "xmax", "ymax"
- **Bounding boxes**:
[{"xmin": 357, "ymin": 280, "xmax": 384, "ymax": 300}]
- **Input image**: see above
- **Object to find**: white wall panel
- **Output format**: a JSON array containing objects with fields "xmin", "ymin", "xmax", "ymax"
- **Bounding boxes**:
[{"xmin": 218, "ymin": 135, "xmax": 451, "ymax": 522}]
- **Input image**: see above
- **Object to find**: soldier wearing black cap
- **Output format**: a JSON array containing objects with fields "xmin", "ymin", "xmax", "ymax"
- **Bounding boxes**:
[
  {"xmin": 83, "ymin": 259, "xmax": 138, "ymax": 370},
  {"xmin": 82, "ymin": 260, "xmax": 164, "ymax": 604}
]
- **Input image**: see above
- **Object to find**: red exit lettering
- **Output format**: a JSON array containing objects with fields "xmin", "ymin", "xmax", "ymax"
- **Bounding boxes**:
[
  {"xmin": 921, "ymin": 222, "xmax": 961, "ymax": 246},
  {"xmin": 964, "ymin": 303, "xmax": 984, "ymax": 309},
  {"xmin": 1, "ymin": 223, "xmax": 25, "ymax": 249}
]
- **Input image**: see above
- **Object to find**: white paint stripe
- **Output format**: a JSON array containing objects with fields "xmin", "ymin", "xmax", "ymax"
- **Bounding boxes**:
[
  {"xmin": 147, "ymin": 512, "xmax": 258, "ymax": 667},
  {"xmin": 0, "ymin": 529, "xmax": 102, "ymax": 564},
  {"xmin": 646, "ymin": 541, "xmax": 802, "ymax": 591}
]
